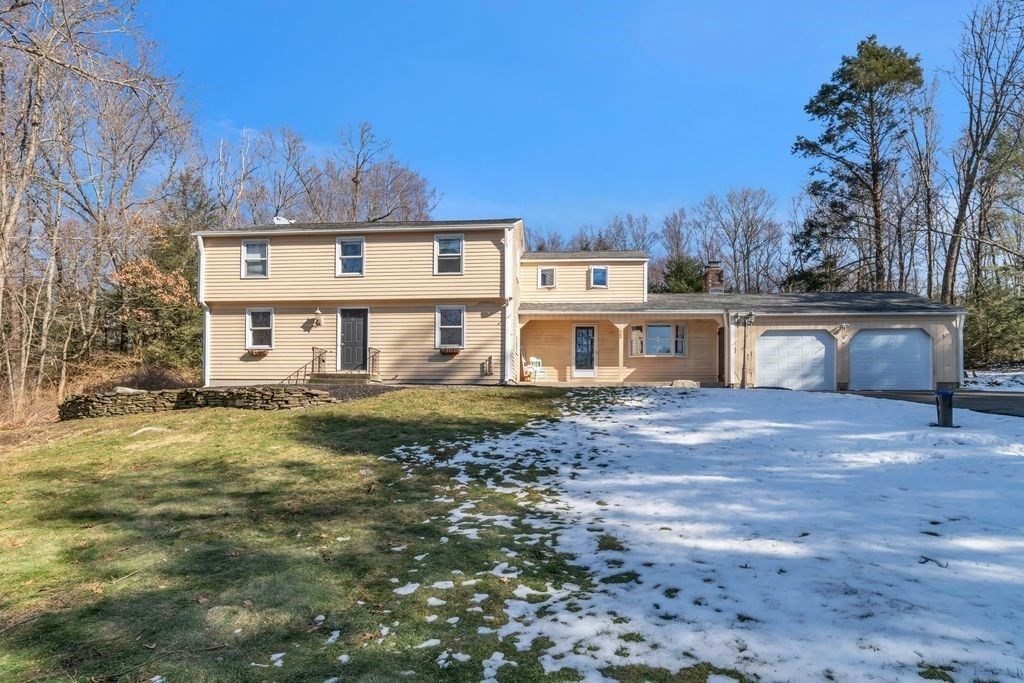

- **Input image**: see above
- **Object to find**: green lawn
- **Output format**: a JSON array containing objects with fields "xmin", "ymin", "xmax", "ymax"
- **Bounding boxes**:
[{"xmin": 0, "ymin": 386, "xmax": 743, "ymax": 683}]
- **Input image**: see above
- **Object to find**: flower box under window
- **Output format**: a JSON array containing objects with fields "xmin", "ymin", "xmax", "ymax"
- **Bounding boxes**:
[{"xmin": 439, "ymin": 345, "xmax": 462, "ymax": 355}]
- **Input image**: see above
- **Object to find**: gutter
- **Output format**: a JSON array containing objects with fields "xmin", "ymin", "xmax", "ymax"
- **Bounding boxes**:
[{"xmin": 194, "ymin": 223, "xmax": 516, "ymax": 238}]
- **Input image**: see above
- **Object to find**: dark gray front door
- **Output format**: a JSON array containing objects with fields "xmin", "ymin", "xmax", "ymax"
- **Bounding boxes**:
[{"xmin": 340, "ymin": 309, "xmax": 368, "ymax": 371}]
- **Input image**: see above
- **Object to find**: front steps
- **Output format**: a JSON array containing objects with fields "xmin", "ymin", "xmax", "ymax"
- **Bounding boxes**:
[{"xmin": 307, "ymin": 372, "xmax": 382, "ymax": 386}]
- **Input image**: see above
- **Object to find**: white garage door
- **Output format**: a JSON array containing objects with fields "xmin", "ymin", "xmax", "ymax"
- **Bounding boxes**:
[
  {"xmin": 849, "ymin": 329, "xmax": 932, "ymax": 390},
  {"xmin": 756, "ymin": 330, "xmax": 836, "ymax": 391}
]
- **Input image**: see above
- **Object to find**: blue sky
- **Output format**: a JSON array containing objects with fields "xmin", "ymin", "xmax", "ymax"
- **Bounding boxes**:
[{"xmin": 142, "ymin": 1, "xmax": 970, "ymax": 234}]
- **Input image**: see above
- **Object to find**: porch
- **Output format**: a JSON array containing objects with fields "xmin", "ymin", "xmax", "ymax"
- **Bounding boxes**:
[{"xmin": 518, "ymin": 313, "xmax": 727, "ymax": 386}]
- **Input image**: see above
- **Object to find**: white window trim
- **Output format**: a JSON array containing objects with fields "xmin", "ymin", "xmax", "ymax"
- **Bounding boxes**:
[
  {"xmin": 537, "ymin": 266, "xmax": 557, "ymax": 289},
  {"xmin": 245, "ymin": 307, "xmax": 274, "ymax": 350},
  {"xmin": 629, "ymin": 322, "xmax": 687, "ymax": 357},
  {"xmin": 240, "ymin": 239, "xmax": 270, "ymax": 279},
  {"xmin": 589, "ymin": 265, "xmax": 609, "ymax": 289},
  {"xmin": 435, "ymin": 304, "xmax": 466, "ymax": 348},
  {"xmin": 335, "ymin": 236, "xmax": 366, "ymax": 277},
  {"xmin": 433, "ymin": 233, "xmax": 464, "ymax": 276}
]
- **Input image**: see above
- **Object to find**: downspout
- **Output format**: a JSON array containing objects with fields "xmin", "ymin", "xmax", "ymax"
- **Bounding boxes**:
[
  {"xmin": 956, "ymin": 311, "xmax": 965, "ymax": 387},
  {"xmin": 196, "ymin": 235, "xmax": 211, "ymax": 387},
  {"xmin": 500, "ymin": 225, "xmax": 514, "ymax": 384}
]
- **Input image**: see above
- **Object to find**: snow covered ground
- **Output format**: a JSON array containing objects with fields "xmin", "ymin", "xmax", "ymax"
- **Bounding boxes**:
[
  {"xmin": 964, "ymin": 369, "xmax": 1024, "ymax": 392},
  {"xmin": 404, "ymin": 388, "xmax": 1024, "ymax": 681}
]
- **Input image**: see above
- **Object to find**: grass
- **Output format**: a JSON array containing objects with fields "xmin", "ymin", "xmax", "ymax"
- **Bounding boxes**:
[
  {"xmin": 0, "ymin": 385, "xmax": 744, "ymax": 682},
  {"xmin": 0, "ymin": 387, "xmax": 582, "ymax": 681}
]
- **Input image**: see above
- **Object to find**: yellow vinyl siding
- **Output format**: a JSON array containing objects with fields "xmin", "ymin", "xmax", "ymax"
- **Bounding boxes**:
[
  {"xmin": 520, "ymin": 316, "xmax": 721, "ymax": 384},
  {"xmin": 208, "ymin": 301, "xmax": 504, "ymax": 385},
  {"xmin": 519, "ymin": 261, "xmax": 646, "ymax": 303},
  {"xmin": 730, "ymin": 315, "xmax": 960, "ymax": 388},
  {"xmin": 203, "ymin": 231, "xmax": 503, "ymax": 302}
]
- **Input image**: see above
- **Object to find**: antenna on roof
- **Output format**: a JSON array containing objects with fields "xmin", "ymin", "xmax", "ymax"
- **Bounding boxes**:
[{"xmin": 272, "ymin": 216, "xmax": 295, "ymax": 225}]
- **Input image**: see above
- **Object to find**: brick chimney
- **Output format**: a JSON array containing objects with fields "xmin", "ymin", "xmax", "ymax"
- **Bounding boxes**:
[{"xmin": 702, "ymin": 260, "xmax": 724, "ymax": 293}]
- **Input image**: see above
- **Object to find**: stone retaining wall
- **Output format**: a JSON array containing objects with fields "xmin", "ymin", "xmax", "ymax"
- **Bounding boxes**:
[{"xmin": 59, "ymin": 386, "xmax": 336, "ymax": 420}]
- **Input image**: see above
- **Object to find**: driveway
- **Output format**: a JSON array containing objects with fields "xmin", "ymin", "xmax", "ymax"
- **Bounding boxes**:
[
  {"xmin": 851, "ymin": 390, "xmax": 1024, "ymax": 418},
  {"xmin": 397, "ymin": 388, "xmax": 1024, "ymax": 681}
]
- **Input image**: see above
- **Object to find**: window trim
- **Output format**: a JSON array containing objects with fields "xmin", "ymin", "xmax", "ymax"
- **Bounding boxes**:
[
  {"xmin": 245, "ymin": 307, "xmax": 274, "ymax": 350},
  {"xmin": 537, "ymin": 266, "xmax": 557, "ymax": 289},
  {"xmin": 435, "ymin": 304, "xmax": 466, "ymax": 349},
  {"xmin": 240, "ymin": 239, "xmax": 270, "ymax": 279},
  {"xmin": 433, "ymin": 233, "xmax": 464, "ymax": 276},
  {"xmin": 629, "ymin": 322, "xmax": 687, "ymax": 357},
  {"xmin": 335, "ymin": 236, "xmax": 366, "ymax": 277},
  {"xmin": 589, "ymin": 265, "xmax": 609, "ymax": 289}
]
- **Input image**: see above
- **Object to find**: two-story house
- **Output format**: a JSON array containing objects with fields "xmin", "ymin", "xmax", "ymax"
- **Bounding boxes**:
[{"xmin": 196, "ymin": 218, "xmax": 965, "ymax": 391}]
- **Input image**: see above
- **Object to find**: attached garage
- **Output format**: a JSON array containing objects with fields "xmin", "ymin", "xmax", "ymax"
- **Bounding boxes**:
[
  {"xmin": 755, "ymin": 330, "xmax": 836, "ymax": 391},
  {"xmin": 849, "ymin": 328, "xmax": 932, "ymax": 390}
]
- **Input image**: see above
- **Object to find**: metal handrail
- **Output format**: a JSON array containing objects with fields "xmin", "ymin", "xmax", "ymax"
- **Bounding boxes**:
[{"xmin": 281, "ymin": 347, "xmax": 330, "ymax": 385}]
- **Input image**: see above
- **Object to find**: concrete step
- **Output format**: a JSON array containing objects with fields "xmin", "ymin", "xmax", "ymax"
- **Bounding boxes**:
[{"xmin": 308, "ymin": 373, "xmax": 381, "ymax": 385}]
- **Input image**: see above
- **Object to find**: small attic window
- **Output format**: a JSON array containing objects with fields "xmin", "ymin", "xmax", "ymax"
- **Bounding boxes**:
[
  {"xmin": 538, "ymin": 266, "xmax": 556, "ymax": 288},
  {"xmin": 589, "ymin": 266, "xmax": 608, "ymax": 288}
]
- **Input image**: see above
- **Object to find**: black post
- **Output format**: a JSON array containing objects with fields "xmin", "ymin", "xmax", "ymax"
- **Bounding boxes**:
[{"xmin": 934, "ymin": 390, "xmax": 954, "ymax": 428}]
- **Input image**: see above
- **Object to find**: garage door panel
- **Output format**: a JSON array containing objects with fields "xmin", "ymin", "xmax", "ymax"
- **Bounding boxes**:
[
  {"xmin": 850, "ymin": 329, "xmax": 932, "ymax": 390},
  {"xmin": 756, "ymin": 331, "xmax": 836, "ymax": 391}
]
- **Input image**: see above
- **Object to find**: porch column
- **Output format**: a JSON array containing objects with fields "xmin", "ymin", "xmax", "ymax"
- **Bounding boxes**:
[{"xmin": 613, "ymin": 322, "xmax": 629, "ymax": 381}]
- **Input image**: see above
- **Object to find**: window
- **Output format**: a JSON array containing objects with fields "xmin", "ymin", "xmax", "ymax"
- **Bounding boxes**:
[
  {"xmin": 629, "ymin": 323, "xmax": 687, "ymax": 357},
  {"xmin": 436, "ymin": 305, "xmax": 465, "ymax": 348},
  {"xmin": 589, "ymin": 266, "xmax": 609, "ymax": 288},
  {"xmin": 246, "ymin": 308, "xmax": 274, "ymax": 349},
  {"xmin": 241, "ymin": 240, "xmax": 269, "ymax": 278},
  {"xmin": 336, "ymin": 237, "xmax": 365, "ymax": 276},
  {"xmin": 538, "ymin": 266, "xmax": 557, "ymax": 288},
  {"xmin": 435, "ymin": 234, "xmax": 463, "ymax": 275}
]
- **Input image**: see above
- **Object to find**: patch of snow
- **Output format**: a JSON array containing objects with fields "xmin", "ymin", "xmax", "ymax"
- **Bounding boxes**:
[
  {"xmin": 430, "ymin": 580, "xmax": 455, "ymax": 589},
  {"xmin": 425, "ymin": 614, "xmax": 438, "ymax": 623},
  {"xmin": 414, "ymin": 553, "xmax": 428, "ymax": 561},
  {"xmin": 337, "ymin": 654, "xmax": 349, "ymax": 664},
  {"xmin": 414, "ymin": 638, "xmax": 441, "ymax": 649},
  {"xmin": 426, "ymin": 597, "xmax": 447, "ymax": 606},
  {"xmin": 393, "ymin": 582, "xmax": 419, "ymax": 595},
  {"xmin": 963, "ymin": 368, "xmax": 1024, "ymax": 392},
  {"xmin": 325, "ymin": 630, "xmax": 339, "ymax": 644},
  {"xmin": 402, "ymin": 387, "xmax": 1024, "ymax": 682}
]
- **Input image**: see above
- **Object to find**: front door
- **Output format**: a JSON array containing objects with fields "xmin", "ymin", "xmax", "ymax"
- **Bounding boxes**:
[
  {"xmin": 573, "ymin": 325, "xmax": 597, "ymax": 378},
  {"xmin": 339, "ymin": 309, "xmax": 368, "ymax": 371}
]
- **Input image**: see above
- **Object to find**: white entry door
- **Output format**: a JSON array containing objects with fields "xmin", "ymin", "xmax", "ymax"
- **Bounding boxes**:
[
  {"xmin": 849, "ymin": 329, "xmax": 932, "ymax": 390},
  {"xmin": 755, "ymin": 330, "xmax": 836, "ymax": 391}
]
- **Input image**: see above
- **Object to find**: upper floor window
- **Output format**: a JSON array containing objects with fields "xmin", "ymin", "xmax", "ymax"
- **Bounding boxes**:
[
  {"xmin": 589, "ymin": 265, "xmax": 609, "ymax": 288},
  {"xmin": 630, "ymin": 323, "xmax": 686, "ymax": 357},
  {"xmin": 241, "ymin": 240, "xmax": 269, "ymax": 278},
  {"xmin": 435, "ymin": 234, "xmax": 464, "ymax": 275},
  {"xmin": 336, "ymin": 237, "xmax": 365, "ymax": 276},
  {"xmin": 436, "ymin": 305, "xmax": 465, "ymax": 348},
  {"xmin": 538, "ymin": 266, "xmax": 557, "ymax": 288},
  {"xmin": 246, "ymin": 307, "xmax": 274, "ymax": 349}
]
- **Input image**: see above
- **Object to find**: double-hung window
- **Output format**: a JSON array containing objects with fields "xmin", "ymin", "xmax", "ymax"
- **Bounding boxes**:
[
  {"xmin": 435, "ymin": 235, "xmax": 463, "ymax": 275},
  {"xmin": 246, "ymin": 308, "xmax": 274, "ymax": 349},
  {"xmin": 336, "ymin": 236, "xmax": 365, "ymax": 276},
  {"xmin": 538, "ymin": 266, "xmax": 556, "ymax": 288},
  {"xmin": 589, "ymin": 265, "xmax": 609, "ymax": 288},
  {"xmin": 630, "ymin": 323, "xmax": 686, "ymax": 357},
  {"xmin": 436, "ymin": 305, "xmax": 465, "ymax": 348},
  {"xmin": 241, "ymin": 240, "xmax": 269, "ymax": 278}
]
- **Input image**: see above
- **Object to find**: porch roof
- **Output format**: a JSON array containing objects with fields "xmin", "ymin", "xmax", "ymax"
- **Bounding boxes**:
[{"xmin": 518, "ymin": 292, "xmax": 962, "ymax": 316}]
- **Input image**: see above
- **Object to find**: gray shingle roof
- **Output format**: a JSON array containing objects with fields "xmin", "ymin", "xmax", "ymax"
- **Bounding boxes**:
[
  {"xmin": 522, "ymin": 250, "xmax": 648, "ymax": 260},
  {"xmin": 519, "ymin": 292, "xmax": 963, "ymax": 314},
  {"xmin": 197, "ymin": 218, "xmax": 521, "ymax": 234}
]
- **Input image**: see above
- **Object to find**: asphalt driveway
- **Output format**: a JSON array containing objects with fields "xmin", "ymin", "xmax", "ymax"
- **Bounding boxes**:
[{"xmin": 850, "ymin": 390, "xmax": 1024, "ymax": 418}]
